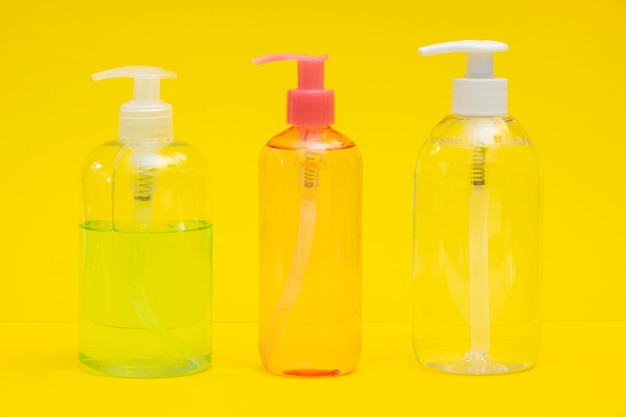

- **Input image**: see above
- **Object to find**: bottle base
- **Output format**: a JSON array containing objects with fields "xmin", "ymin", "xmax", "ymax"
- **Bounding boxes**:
[
  {"xmin": 281, "ymin": 368, "xmax": 343, "ymax": 377},
  {"xmin": 423, "ymin": 352, "xmax": 532, "ymax": 375},
  {"xmin": 414, "ymin": 335, "xmax": 541, "ymax": 375},
  {"xmin": 260, "ymin": 348, "xmax": 360, "ymax": 378},
  {"xmin": 261, "ymin": 357, "xmax": 357, "ymax": 378},
  {"xmin": 79, "ymin": 352, "xmax": 211, "ymax": 378}
]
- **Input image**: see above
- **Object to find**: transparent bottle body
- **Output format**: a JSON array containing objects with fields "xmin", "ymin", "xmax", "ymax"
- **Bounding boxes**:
[
  {"xmin": 259, "ymin": 126, "xmax": 362, "ymax": 377},
  {"xmin": 412, "ymin": 115, "xmax": 542, "ymax": 374},
  {"xmin": 79, "ymin": 139, "xmax": 212, "ymax": 378}
]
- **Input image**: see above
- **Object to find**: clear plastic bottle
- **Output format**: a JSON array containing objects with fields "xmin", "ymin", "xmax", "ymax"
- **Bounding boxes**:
[
  {"xmin": 80, "ymin": 67, "xmax": 212, "ymax": 378},
  {"xmin": 255, "ymin": 55, "xmax": 362, "ymax": 377},
  {"xmin": 413, "ymin": 42, "xmax": 542, "ymax": 374}
]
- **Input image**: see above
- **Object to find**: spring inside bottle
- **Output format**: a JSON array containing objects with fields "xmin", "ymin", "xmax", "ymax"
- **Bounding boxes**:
[
  {"xmin": 471, "ymin": 147, "xmax": 487, "ymax": 187},
  {"xmin": 134, "ymin": 167, "xmax": 158, "ymax": 202},
  {"xmin": 301, "ymin": 151, "xmax": 322, "ymax": 189}
]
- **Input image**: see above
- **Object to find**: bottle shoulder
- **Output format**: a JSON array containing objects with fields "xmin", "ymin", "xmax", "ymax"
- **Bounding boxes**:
[
  {"xmin": 265, "ymin": 126, "xmax": 357, "ymax": 151},
  {"xmin": 429, "ymin": 114, "xmax": 531, "ymax": 147},
  {"xmin": 82, "ymin": 139, "xmax": 208, "ymax": 177}
]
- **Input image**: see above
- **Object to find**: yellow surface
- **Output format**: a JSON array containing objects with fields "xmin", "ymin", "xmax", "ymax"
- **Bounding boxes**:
[
  {"xmin": 0, "ymin": 322, "xmax": 625, "ymax": 416},
  {"xmin": 0, "ymin": 1, "xmax": 624, "ymax": 324}
]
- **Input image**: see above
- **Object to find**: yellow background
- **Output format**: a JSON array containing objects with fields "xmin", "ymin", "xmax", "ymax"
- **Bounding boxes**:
[
  {"xmin": 1, "ymin": 0, "xmax": 625, "ymax": 415},
  {"xmin": 1, "ymin": 0, "xmax": 624, "ymax": 323}
]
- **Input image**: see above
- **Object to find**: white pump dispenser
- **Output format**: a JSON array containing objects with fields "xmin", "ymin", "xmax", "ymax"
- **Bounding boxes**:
[{"xmin": 419, "ymin": 40, "xmax": 508, "ymax": 116}]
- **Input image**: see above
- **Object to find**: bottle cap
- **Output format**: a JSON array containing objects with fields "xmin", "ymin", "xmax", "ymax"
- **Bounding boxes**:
[
  {"xmin": 253, "ymin": 54, "xmax": 334, "ymax": 126},
  {"xmin": 419, "ymin": 40, "xmax": 509, "ymax": 116}
]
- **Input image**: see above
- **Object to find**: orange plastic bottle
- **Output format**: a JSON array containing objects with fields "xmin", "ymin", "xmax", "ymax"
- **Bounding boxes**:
[{"xmin": 255, "ymin": 55, "xmax": 361, "ymax": 377}]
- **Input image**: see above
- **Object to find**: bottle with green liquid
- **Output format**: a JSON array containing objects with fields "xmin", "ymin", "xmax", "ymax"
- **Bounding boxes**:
[{"xmin": 80, "ymin": 66, "xmax": 212, "ymax": 377}]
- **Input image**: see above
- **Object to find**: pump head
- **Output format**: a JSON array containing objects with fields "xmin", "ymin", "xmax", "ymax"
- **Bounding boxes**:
[
  {"xmin": 92, "ymin": 66, "xmax": 176, "ymax": 140},
  {"xmin": 253, "ymin": 54, "xmax": 334, "ymax": 126},
  {"xmin": 418, "ymin": 40, "xmax": 509, "ymax": 116}
]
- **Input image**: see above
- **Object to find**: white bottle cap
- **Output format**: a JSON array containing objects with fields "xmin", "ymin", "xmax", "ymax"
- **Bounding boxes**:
[
  {"xmin": 419, "ymin": 40, "xmax": 509, "ymax": 116},
  {"xmin": 92, "ymin": 66, "xmax": 176, "ymax": 140}
]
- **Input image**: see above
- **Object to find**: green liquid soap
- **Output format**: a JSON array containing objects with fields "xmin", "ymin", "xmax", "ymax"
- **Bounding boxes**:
[{"xmin": 79, "ymin": 220, "xmax": 212, "ymax": 378}]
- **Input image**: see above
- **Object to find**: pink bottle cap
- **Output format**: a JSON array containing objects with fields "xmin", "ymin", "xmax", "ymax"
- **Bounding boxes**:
[{"xmin": 253, "ymin": 54, "xmax": 334, "ymax": 127}]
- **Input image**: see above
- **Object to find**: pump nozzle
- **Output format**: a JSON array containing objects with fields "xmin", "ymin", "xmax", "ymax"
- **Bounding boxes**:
[
  {"xmin": 253, "ymin": 54, "xmax": 334, "ymax": 126},
  {"xmin": 418, "ymin": 40, "xmax": 509, "ymax": 116}
]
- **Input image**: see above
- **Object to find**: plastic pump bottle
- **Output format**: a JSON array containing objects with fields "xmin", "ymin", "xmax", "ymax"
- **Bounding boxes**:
[
  {"xmin": 412, "ymin": 41, "xmax": 542, "ymax": 374},
  {"xmin": 80, "ymin": 66, "xmax": 212, "ymax": 377},
  {"xmin": 254, "ymin": 54, "xmax": 362, "ymax": 377}
]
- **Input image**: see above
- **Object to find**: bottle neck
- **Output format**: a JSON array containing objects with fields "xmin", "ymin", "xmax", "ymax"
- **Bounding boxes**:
[
  {"xmin": 287, "ymin": 89, "xmax": 335, "ymax": 126},
  {"xmin": 119, "ymin": 102, "xmax": 174, "ymax": 140},
  {"xmin": 452, "ymin": 78, "xmax": 507, "ymax": 116},
  {"xmin": 290, "ymin": 124, "xmax": 332, "ymax": 129},
  {"xmin": 120, "ymin": 137, "xmax": 174, "ymax": 145}
]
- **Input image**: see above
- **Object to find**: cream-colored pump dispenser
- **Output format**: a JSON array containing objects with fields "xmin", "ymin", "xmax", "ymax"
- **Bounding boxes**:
[
  {"xmin": 92, "ymin": 66, "xmax": 175, "ymax": 139},
  {"xmin": 92, "ymin": 66, "xmax": 177, "ymax": 224}
]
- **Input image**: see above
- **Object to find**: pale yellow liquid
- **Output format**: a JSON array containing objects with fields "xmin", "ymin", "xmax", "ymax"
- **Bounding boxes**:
[
  {"xmin": 259, "ymin": 127, "xmax": 361, "ymax": 376},
  {"xmin": 413, "ymin": 139, "xmax": 542, "ymax": 373},
  {"xmin": 79, "ymin": 220, "xmax": 212, "ymax": 378}
]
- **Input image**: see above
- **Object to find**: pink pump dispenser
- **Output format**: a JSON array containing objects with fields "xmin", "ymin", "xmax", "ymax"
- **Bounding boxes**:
[
  {"xmin": 253, "ymin": 54, "xmax": 334, "ymax": 127},
  {"xmin": 255, "ymin": 54, "xmax": 362, "ymax": 377}
]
